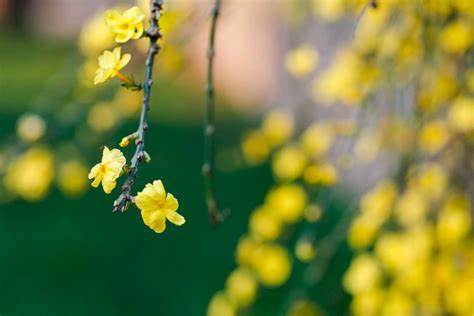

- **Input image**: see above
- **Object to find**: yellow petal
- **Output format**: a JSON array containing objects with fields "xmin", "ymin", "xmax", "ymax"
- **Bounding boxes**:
[
  {"xmin": 88, "ymin": 163, "xmax": 101, "ymax": 179},
  {"xmin": 151, "ymin": 180, "xmax": 166, "ymax": 197},
  {"xmin": 115, "ymin": 32, "xmax": 132, "ymax": 44},
  {"xmin": 132, "ymin": 23, "xmax": 144, "ymax": 39},
  {"xmin": 142, "ymin": 210, "xmax": 166, "ymax": 233},
  {"xmin": 104, "ymin": 10, "xmax": 121, "ymax": 27},
  {"xmin": 165, "ymin": 210, "xmax": 186, "ymax": 226},
  {"xmin": 112, "ymin": 47, "xmax": 122, "ymax": 62},
  {"xmin": 164, "ymin": 193, "xmax": 179, "ymax": 212},
  {"xmin": 123, "ymin": 6, "xmax": 145, "ymax": 22},
  {"xmin": 119, "ymin": 53, "xmax": 132, "ymax": 69},
  {"xmin": 101, "ymin": 176, "xmax": 116, "ymax": 194}
]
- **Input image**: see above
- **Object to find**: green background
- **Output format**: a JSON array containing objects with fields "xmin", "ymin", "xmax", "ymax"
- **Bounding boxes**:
[{"xmin": 0, "ymin": 34, "xmax": 351, "ymax": 316}]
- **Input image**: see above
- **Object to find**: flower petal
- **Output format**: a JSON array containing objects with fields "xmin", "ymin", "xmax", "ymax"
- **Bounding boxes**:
[
  {"xmin": 142, "ymin": 210, "xmax": 166, "ymax": 233},
  {"xmin": 165, "ymin": 210, "xmax": 186, "ymax": 226}
]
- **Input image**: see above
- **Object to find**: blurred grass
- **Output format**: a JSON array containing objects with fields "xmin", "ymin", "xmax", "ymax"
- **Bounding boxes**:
[{"xmin": 0, "ymin": 34, "xmax": 351, "ymax": 315}]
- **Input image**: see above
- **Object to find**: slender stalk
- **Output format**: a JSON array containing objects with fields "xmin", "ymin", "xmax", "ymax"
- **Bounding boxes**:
[
  {"xmin": 203, "ymin": 0, "xmax": 228, "ymax": 225},
  {"xmin": 113, "ymin": 0, "xmax": 163, "ymax": 212}
]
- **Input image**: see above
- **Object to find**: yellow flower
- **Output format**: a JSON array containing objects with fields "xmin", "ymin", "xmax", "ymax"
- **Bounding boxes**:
[
  {"xmin": 350, "ymin": 289, "xmax": 384, "ymax": 316},
  {"xmin": 348, "ymin": 213, "xmax": 381, "ymax": 250},
  {"xmin": 4, "ymin": 147, "xmax": 54, "ymax": 201},
  {"xmin": 266, "ymin": 184, "xmax": 307, "ymax": 223},
  {"xmin": 440, "ymin": 20, "xmax": 472, "ymax": 54},
  {"xmin": 57, "ymin": 160, "xmax": 88, "ymax": 197},
  {"xmin": 295, "ymin": 239, "xmax": 317, "ymax": 262},
  {"xmin": 225, "ymin": 269, "xmax": 258, "ymax": 308},
  {"xmin": 249, "ymin": 207, "xmax": 282, "ymax": 241},
  {"xmin": 241, "ymin": 130, "xmax": 271, "ymax": 165},
  {"xmin": 16, "ymin": 113, "xmax": 46, "ymax": 143},
  {"xmin": 418, "ymin": 120, "xmax": 450, "ymax": 154},
  {"xmin": 261, "ymin": 110, "xmax": 295, "ymax": 146},
  {"xmin": 285, "ymin": 44, "xmax": 319, "ymax": 78},
  {"xmin": 394, "ymin": 189, "xmax": 428, "ymax": 227},
  {"xmin": 235, "ymin": 235, "xmax": 262, "ymax": 267},
  {"xmin": 300, "ymin": 123, "xmax": 334, "ymax": 157},
  {"xmin": 449, "ymin": 96, "xmax": 474, "ymax": 133},
  {"xmin": 253, "ymin": 244, "xmax": 292, "ymax": 287},
  {"xmin": 79, "ymin": 12, "xmax": 114, "ymax": 56},
  {"xmin": 135, "ymin": 180, "xmax": 185, "ymax": 233},
  {"xmin": 105, "ymin": 6, "xmax": 145, "ymax": 43},
  {"xmin": 94, "ymin": 47, "xmax": 132, "ymax": 85},
  {"xmin": 272, "ymin": 145, "xmax": 308, "ymax": 181},
  {"xmin": 88, "ymin": 102, "xmax": 119, "ymax": 132},
  {"xmin": 88, "ymin": 146, "xmax": 126, "ymax": 194},
  {"xmin": 287, "ymin": 299, "xmax": 322, "ymax": 316},
  {"xmin": 207, "ymin": 292, "xmax": 236, "ymax": 316},
  {"xmin": 437, "ymin": 193, "xmax": 470, "ymax": 247},
  {"xmin": 343, "ymin": 254, "xmax": 382, "ymax": 295},
  {"xmin": 303, "ymin": 163, "xmax": 339, "ymax": 186}
]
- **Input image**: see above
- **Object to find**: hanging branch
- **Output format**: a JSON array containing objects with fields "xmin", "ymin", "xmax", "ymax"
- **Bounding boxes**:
[
  {"xmin": 113, "ymin": 0, "xmax": 164, "ymax": 212},
  {"xmin": 202, "ymin": 0, "xmax": 229, "ymax": 225}
]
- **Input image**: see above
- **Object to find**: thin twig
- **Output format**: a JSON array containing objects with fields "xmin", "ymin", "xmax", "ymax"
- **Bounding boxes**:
[
  {"xmin": 113, "ymin": 0, "xmax": 164, "ymax": 212},
  {"xmin": 203, "ymin": 0, "xmax": 228, "ymax": 225}
]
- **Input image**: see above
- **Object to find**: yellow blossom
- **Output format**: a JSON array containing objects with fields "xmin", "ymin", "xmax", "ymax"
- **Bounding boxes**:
[
  {"xmin": 394, "ymin": 189, "xmax": 428, "ymax": 227},
  {"xmin": 135, "ymin": 180, "xmax": 185, "ymax": 233},
  {"xmin": 254, "ymin": 244, "xmax": 292, "ymax": 287},
  {"xmin": 225, "ymin": 269, "xmax": 258, "ymax": 308},
  {"xmin": 408, "ymin": 163, "xmax": 447, "ymax": 202},
  {"xmin": 94, "ymin": 47, "xmax": 132, "ymax": 85},
  {"xmin": 359, "ymin": 180, "xmax": 398, "ymax": 220},
  {"xmin": 303, "ymin": 163, "xmax": 339, "ymax": 186},
  {"xmin": 304, "ymin": 203, "xmax": 323, "ymax": 223},
  {"xmin": 241, "ymin": 130, "xmax": 271, "ymax": 165},
  {"xmin": 249, "ymin": 207, "xmax": 282, "ymax": 241},
  {"xmin": 418, "ymin": 120, "xmax": 450, "ymax": 154},
  {"xmin": 79, "ymin": 12, "xmax": 114, "ymax": 56},
  {"xmin": 381, "ymin": 289, "xmax": 414, "ymax": 316},
  {"xmin": 437, "ymin": 193, "xmax": 470, "ymax": 247},
  {"xmin": 272, "ymin": 145, "xmax": 308, "ymax": 181},
  {"xmin": 4, "ymin": 147, "xmax": 54, "ymax": 201},
  {"xmin": 312, "ymin": 0, "xmax": 345, "ymax": 22},
  {"xmin": 354, "ymin": 129, "xmax": 381, "ymax": 162},
  {"xmin": 88, "ymin": 102, "xmax": 119, "ymax": 132},
  {"xmin": 348, "ymin": 213, "xmax": 381, "ymax": 249},
  {"xmin": 57, "ymin": 160, "xmax": 88, "ymax": 197},
  {"xmin": 16, "ymin": 113, "xmax": 46, "ymax": 143},
  {"xmin": 88, "ymin": 146, "xmax": 126, "ymax": 194},
  {"xmin": 295, "ymin": 239, "xmax": 317, "ymax": 262},
  {"xmin": 440, "ymin": 20, "xmax": 472, "ymax": 54},
  {"xmin": 105, "ymin": 6, "xmax": 145, "ymax": 43},
  {"xmin": 287, "ymin": 299, "xmax": 322, "ymax": 316},
  {"xmin": 300, "ymin": 123, "xmax": 334, "ymax": 157},
  {"xmin": 449, "ymin": 96, "xmax": 474, "ymax": 133},
  {"xmin": 285, "ymin": 44, "xmax": 319, "ymax": 78},
  {"xmin": 343, "ymin": 254, "xmax": 382, "ymax": 295},
  {"xmin": 207, "ymin": 292, "xmax": 236, "ymax": 316},
  {"xmin": 266, "ymin": 184, "xmax": 307, "ymax": 223},
  {"xmin": 261, "ymin": 111, "xmax": 295, "ymax": 146},
  {"xmin": 113, "ymin": 89, "xmax": 143, "ymax": 118},
  {"xmin": 350, "ymin": 289, "xmax": 384, "ymax": 316},
  {"xmin": 235, "ymin": 235, "xmax": 262, "ymax": 267}
]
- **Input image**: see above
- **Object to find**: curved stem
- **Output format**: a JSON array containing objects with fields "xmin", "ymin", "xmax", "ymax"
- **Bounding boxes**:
[
  {"xmin": 203, "ymin": 0, "xmax": 228, "ymax": 225},
  {"xmin": 113, "ymin": 0, "xmax": 163, "ymax": 212}
]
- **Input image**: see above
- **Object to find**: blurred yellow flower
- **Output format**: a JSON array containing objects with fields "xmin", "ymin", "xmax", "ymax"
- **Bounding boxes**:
[
  {"xmin": 4, "ymin": 147, "xmax": 54, "ymax": 201},
  {"xmin": 249, "ymin": 207, "xmax": 282, "ymax": 241},
  {"xmin": 113, "ymin": 89, "xmax": 143, "ymax": 118},
  {"xmin": 225, "ymin": 268, "xmax": 258, "ymax": 308},
  {"xmin": 261, "ymin": 111, "xmax": 295, "ymax": 146},
  {"xmin": 295, "ymin": 239, "xmax": 317, "ymax": 262},
  {"xmin": 285, "ymin": 44, "xmax": 319, "ymax": 78},
  {"xmin": 57, "ymin": 160, "xmax": 88, "ymax": 197},
  {"xmin": 449, "ymin": 96, "xmax": 474, "ymax": 133},
  {"xmin": 272, "ymin": 145, "xmax": 308, "ymax": 181},
  {"xmin": 343, "ymin": 254, "xmax": 382, "ymax": 295},
  {"xmin": 304, "ymin": 203, "xmax": 323, "ymax": 223},
  {"xmin": 394, "ymin": 189, "xmax": 428, "ymax": 227},
  {"xmin": 105, "ymin": 6, "xmax": 145, "ymax": 43},
  {"xmin": 354, "ymin": 129, "xmax": 381, "ymax": 162},
  {"xmin": 303, "ymin": 163, "xmax": 339, "ymax": 186},
  {"xmin": 350, "ymin": 289, "xmax": 384, "ymax": 316},
  {"xmin": 16, "ymin": 113, "xmax": 46, "ymax": 143},
  {"xmin": 360, "ymin": 180, "xmax": 398, "ymax": 220},
  {"xmin": 437, "ymin": 193, "xmax": 470, "ymax": 248},
  {"xmin": 79, "ymin": 12, "xmax": 114, "ymax": 56},
  {"xmin": 88, "ymin": 102, "xmax": 119, "ymax": 132},
  {"xmin": 408, "ymin": 163, "xmax": 447, "ymax": 202},
  {"xmin": 241, "ymin": 130, "xmax": 271, "ymax": 165},
  {"xmin": 235, "ymin": 235, "xmax": 261, "ymax": 267},
  {"xmin": 287, "ymin": 299, "xmax": 322, "ymax": 316},
  {"xmin": 94, "ymin": 47, "xmax": 132, "ymax": 85},
  {"xmin": 312, "ymin": 0, "xmax": 345, "ymax": 21},
  {"xmin": 348, "ymin": 213, "xmax": 381, "ymax": 250},
  {"xmin": 266, "ymin": 184, "xmax": 307, "ymax": 223},
  {"xmin": 440, "ymin": 20, "xmax": 472, "ymax": 54},
  {"xmin": 300, "ymin": 123, "xmax": 334, "ymax": 157},
  {"xmin": 418, "ymin": 120, "xmax": 450, "ymax": 154},
  {"xmin": 135, "ymin": 180, "xmax": 185, "ymax": 233},
  {"xmin": 88, "ymin": 146, "xmax": 126, "ymax": 194},
  {"xmin": 254, "ymin": 244, "xmax": 292, "ymax": 287},
  {"xmin": 381, "ymin": 288, "xmax": 414, "ymax": 316},
  {"xmin": 207, "ymin": 292, "xmax": 236, "ymax": 316}
]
